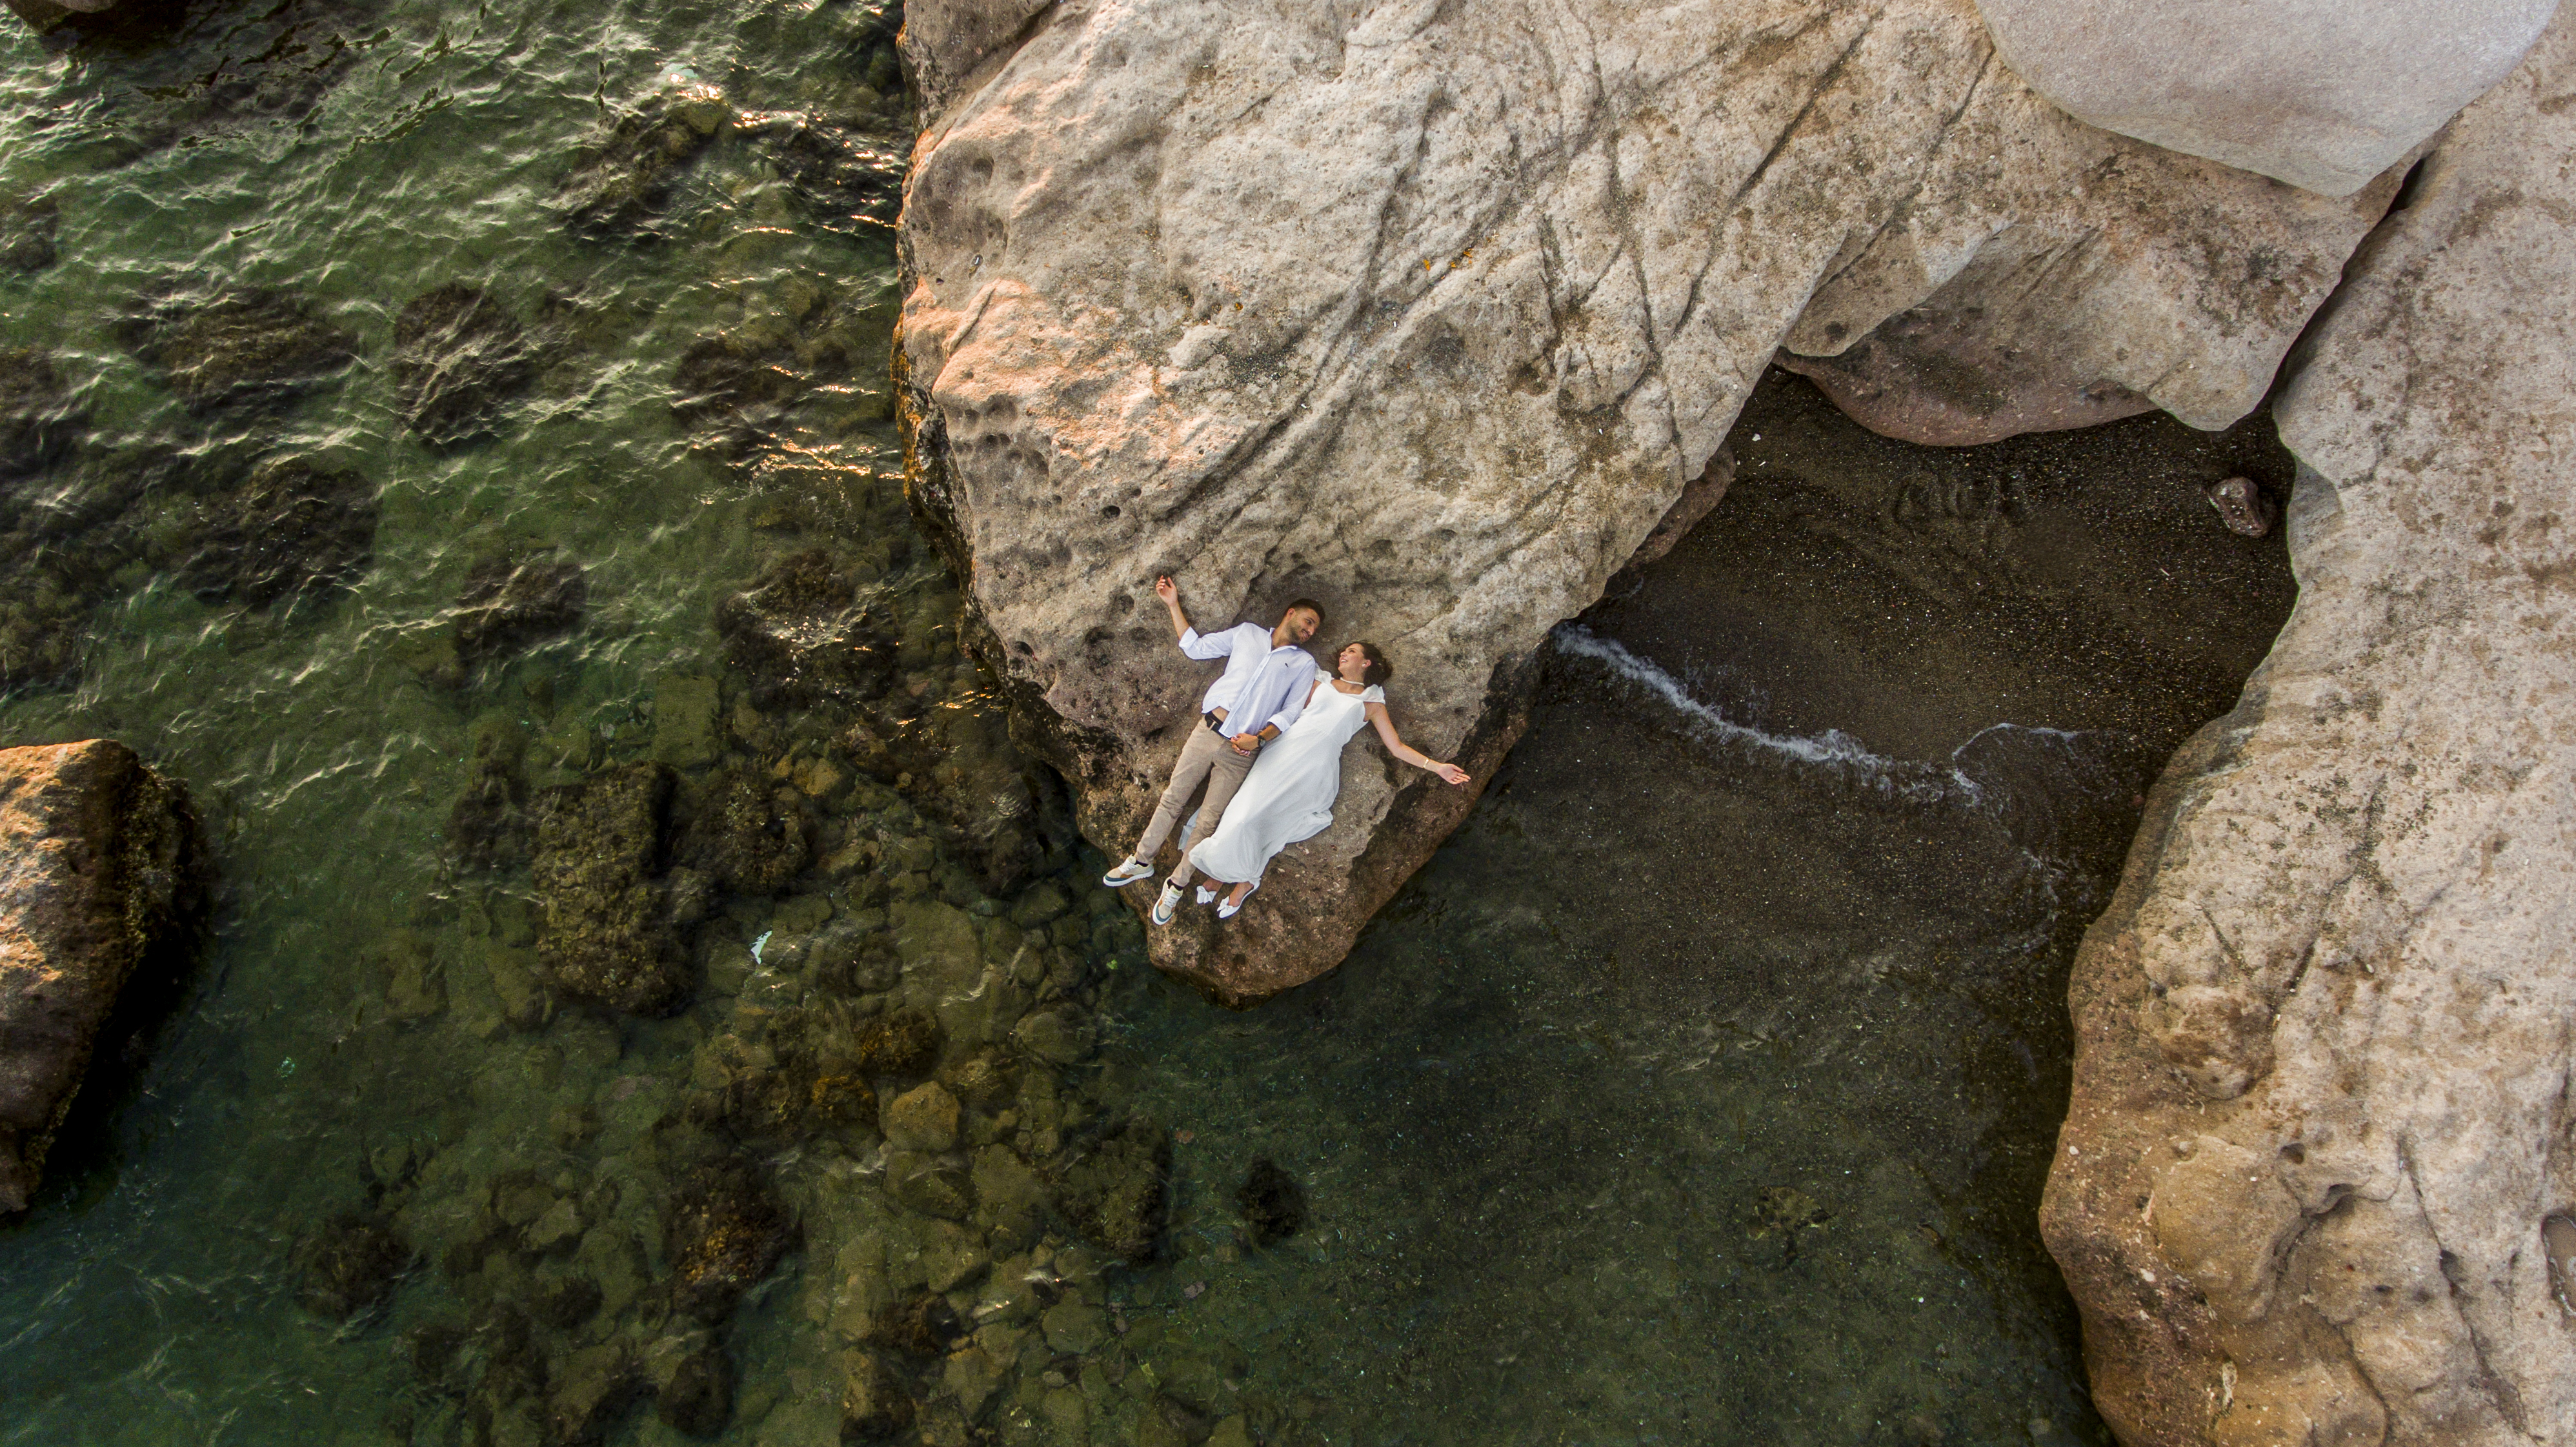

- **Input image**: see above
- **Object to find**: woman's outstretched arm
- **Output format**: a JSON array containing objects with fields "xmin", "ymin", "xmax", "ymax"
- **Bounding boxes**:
[{"xmin": 1365, "ymin": 702, "xmax": 1471, "ymax": 785}]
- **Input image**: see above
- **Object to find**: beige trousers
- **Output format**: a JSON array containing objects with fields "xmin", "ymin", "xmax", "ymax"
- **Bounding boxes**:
[{"xmin": 1132, "ymin": 720, "xmax": 1256, "ymax": 867}]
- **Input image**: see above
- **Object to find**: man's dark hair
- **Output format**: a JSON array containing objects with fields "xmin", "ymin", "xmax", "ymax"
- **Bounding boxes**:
[
  {"xmin": 1284, "ymin": 598, "xmax": 1327, "ymax": 629},
  {"xmin": 1350, "ymin": 641, "xmax": 1393, "ymax": 687}
]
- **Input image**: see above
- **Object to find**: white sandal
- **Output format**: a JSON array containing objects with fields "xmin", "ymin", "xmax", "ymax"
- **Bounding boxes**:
[
  {"xmin": 1216, "ymin": 882, "xmax": 1258, "ymax": 919},
  {"xmin": 1194, "ymin": 885, "xmax": 1218, "ymax": 906}
]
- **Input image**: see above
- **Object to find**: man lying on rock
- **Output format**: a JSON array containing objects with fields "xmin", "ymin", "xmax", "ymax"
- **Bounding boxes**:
[
  {"xmin": 1103, "ymin": 576, "xmax": 1473, "ymax": 926},
  {"xmin": 1100, "ymin": 575, "xmax": 1323, "ymax": 899}
]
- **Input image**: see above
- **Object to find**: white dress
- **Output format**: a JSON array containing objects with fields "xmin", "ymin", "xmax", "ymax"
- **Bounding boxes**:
[{"xmin": 1185, "ymin": 669, "xmax": 1384, "ymax": 885}]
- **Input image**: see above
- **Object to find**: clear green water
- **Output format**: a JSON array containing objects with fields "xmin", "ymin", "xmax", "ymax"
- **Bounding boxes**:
[{"xmin": 0, "ymin": 3, "xmax": 2294, "ymax": 1444}]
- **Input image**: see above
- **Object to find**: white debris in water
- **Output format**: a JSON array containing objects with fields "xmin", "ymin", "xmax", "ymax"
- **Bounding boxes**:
[{"xmin": 751, "ymin": 930, "xmax": 772, "ymax": 965}]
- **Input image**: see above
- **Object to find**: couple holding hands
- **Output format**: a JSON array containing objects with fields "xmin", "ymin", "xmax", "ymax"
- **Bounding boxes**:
[{"xmin": 1100, "ymin": 576, "xmax": 1471, "ymax": 924}]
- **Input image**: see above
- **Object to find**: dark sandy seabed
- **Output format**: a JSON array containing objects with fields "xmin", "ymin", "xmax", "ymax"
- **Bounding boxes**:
[{"xmin": 0, "ymin": 2, "xmax": 2299, "ymax": 1444}]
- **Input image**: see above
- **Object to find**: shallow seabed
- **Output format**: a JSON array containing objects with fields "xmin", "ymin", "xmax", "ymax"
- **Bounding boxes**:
[{"xmin": 2, "ymin": 2, "xmax": 2293, "ymax": 1444}]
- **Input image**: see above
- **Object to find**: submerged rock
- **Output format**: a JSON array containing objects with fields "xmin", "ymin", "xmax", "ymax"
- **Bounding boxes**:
[
  {"xmin": 0, "ymin": 345, "xmax": 81, "ymax": 480},
  {"xmin": 559, "ymin": 94, "xmax": 725, "ymax": 240},
  {"xmin": 543, "ymin": 1342, "xmax": 639, "ymax": 1446},
  {"xmin": 0, "ymin": 195, "xmax": 57, "ymax": 274},
  {"xmin": 674, "ymin": 768, "xmax": 809, "ymax": 896},
  {"xmin": 895, "ymin": 0, "xmax": 2400, "ymax": 1000},
  {"xmin": 863, "ymin": 1290, "xmax": 964, "ymax": 1359},
  {"xmin": 663, "ymin": 1157, "xmax": 794, "ymax": 1322},
  {"xmin": 119, "ymin": 288, "xmax": 356, "ymax": 412},
  {"xmin": 838, "ymin": 1351, "xmax": 916, "ymax": 1442},
  {"xmin": 172, "ymin": 456, "xmax": 378, "ymax": 611},
  {"xmin": 530, "ymin": 764, "xmax": 689, "ymax": 1016},
  {"xmin": 393, "ymin": 283, "xmax": 539, "ymax": 447},
  {"xmin": 714, "ymin": 549, "xmax": 898, "ymax": 711},
  {"xmin": 2042, "ymin": 16, "xmax": 2576, "ymax": 1443},
  {"xmin": 0, "ymin": 740, "xmax": 202, "ymax": 1213},
  {"xmin": 452, "ymin": 549, "xmax": 587, "ymax": 671},
  {"xmin": 292, "ymin": 1211, "xmax": 412, "ymax": 1321},
  {"xmin": 768, "ymin": 116, "xmax": 906, "ymax": 232},
  {"xmin": 656, "ymin": 1341, "xmax": 734, "ymax": 1437},
  {"xmin": 851, "ymin": 1007, "xmax": 940, "ymax": 1080},
  {"xmin": 448, "ymin": 754, "xmax": 528, "ymax": 871},
  {"xmin": 1050, "ymin": 1117, "xmax": 1170, "ymax": 1266}
]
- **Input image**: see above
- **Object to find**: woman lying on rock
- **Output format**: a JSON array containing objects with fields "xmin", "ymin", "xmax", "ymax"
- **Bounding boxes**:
[{"xmin": 1151, "ymin": 640, "xmax": 1471, "ymax": 924}]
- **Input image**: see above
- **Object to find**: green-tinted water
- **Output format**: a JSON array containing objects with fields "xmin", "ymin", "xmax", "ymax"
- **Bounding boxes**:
[{"xmin": 0, "ymin": 4, "xmax": 2295, "ymax": 1444}]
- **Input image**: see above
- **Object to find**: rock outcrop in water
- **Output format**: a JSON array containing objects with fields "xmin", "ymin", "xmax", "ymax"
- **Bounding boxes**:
[
  {"xmin": 0, "ymin": 740, "xmax": 200, "ymax": 1215},
  {"xmin": 2041, "ymin": 15, "xmax": 2576, "ymax": 1444},
  {"xmin": 894, "ymin": 0, "xmax": 2400, "ymax": 999}
]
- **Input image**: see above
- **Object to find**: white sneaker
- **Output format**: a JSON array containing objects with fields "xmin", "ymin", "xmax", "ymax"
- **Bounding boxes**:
[
  {"xmin": 1102, "ymin": 858, "xmax": 1153, "ymax": 888},
  {"xmin": 1151, "ymin": 879, "xmax": 1185, "ymax": 926}
]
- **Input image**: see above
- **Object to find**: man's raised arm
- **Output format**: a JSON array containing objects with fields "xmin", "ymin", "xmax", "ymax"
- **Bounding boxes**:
[{"xmin": 1157, "ymin": 574, "xmax": 1232, "ymax": 658}]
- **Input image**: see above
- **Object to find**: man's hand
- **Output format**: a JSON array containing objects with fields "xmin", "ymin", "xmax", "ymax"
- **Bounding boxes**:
[
  {"xmin": 1229, "ymin": 731, "xmax": 1261, "ymax": 755},
  {"xmin": 1154, "ymin": 574, "xmax": 1192, "ymax": 642}
]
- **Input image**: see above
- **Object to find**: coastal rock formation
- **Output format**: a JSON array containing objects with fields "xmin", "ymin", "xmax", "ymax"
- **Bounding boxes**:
[
  {"xmin": 1974, "ymin": 0, "xmax": 2559, "ymax": 196},
  {"xmin": 0, "ymin": 740, "xmax": 200, "ymax": 1214},
  {"xmin": 896, "ymin": 0, "xmax": 2396, "ymax": 998},
  {"xmin": 2040, "ymin": 15, "xmax": 2576, "ymax": 1444}
]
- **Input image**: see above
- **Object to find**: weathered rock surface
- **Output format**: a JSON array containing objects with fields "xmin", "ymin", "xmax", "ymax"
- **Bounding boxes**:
[
  {"xmin": 2040, "ymin": 14, "xmax": 2576, "ymax": 1444},
  {"xmin": 1974, "ymin": 0, "xmax": 2559, "ymax": 197},
  {"xmin": 896, "ymin": 0, "xmax": 2396, "ymax": 999},
  {"xmin": 0, "ymin": 740, "xmax": 200, "ymax": 1214}
]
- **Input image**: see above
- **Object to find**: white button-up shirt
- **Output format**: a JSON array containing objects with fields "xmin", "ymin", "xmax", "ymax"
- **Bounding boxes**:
[{"xmin": 1180, "ymin": 623, "xmax": 1316, "ymax": 740}]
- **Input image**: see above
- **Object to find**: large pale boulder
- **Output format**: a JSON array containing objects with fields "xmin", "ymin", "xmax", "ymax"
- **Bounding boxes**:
[
  {"xmin": 0, "ymin": 740, "xmax": 201, "ymax": 1214},
  {"xmin": 1974, "ymin": 0, "xmax": 2560, "ymax": 196},
  {"xmin": 896, "ymin": 0, "xmax": 2397, "ymax": 1000},
  {"xmin": 2041, "ymin": 12, "xmax": 2576, "ymax": 1444}
]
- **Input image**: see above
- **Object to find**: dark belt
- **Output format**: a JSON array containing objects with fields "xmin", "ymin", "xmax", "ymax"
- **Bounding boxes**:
[{"xmin": 1205, "ymin": 712, "xmax": 1257, "ymax": 746}]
